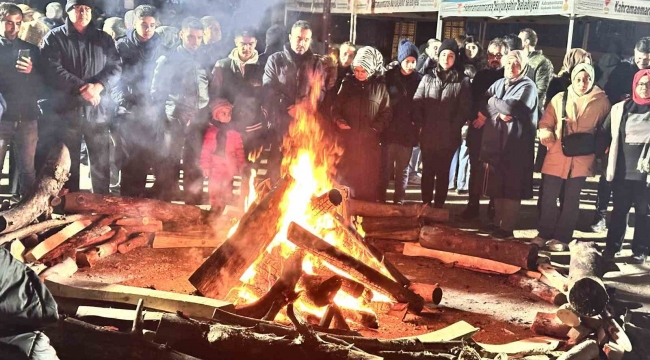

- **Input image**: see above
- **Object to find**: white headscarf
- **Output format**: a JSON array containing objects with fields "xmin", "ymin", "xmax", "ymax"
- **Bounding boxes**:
[
  {"xmin": 352, "ymin": 46, "xmax": 385, "ymax": 78},
  {"xmin": 502, "ymin": 50, "xmax": 528, "ymax": 85}
]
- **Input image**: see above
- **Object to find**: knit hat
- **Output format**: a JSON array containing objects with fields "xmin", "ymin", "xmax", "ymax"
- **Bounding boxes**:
[
  {"xmin": 437, "ymin": 38, "xmax": 458, "ymax": 57},
  {"xmin": 352, "ymin": 46, "xmax": 385, "ymax": 78},
  {"xmin": 397, "ymin": 39, "xmax": 419, "ymax": 63},
  {"xmin": 210, "ymin": 98, "xmax": 233, "ymax": 112},
  {"xmin": 65, "ymin": 0, "xmax": 94, "ymax": 12}
]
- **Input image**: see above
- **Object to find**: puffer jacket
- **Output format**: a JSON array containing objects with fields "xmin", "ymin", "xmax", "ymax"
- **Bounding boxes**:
[
  {"xmin": 333, "ymin": 75, "xmax": 391, "ymax": 133},
  {"xmin": 384, "ymin": 66, "xmax": 421, "ymax": 147},
  {"xmin": 539, "ymin": 87, "xmax": 611, "ymax": 179},
  {"xmin": 0, "ymin": 37, "xmax": 43, "ymax": 122},
  {"xmin": 151, "ymin": 45, "xmax": 212, "ymax": 126},
  {"xmin": 114, "ymin": 29, "xmax": 166, "ymax": 111},
  {"xmin": 41, "ymin": 19, "xmax": 122, "ymax": 124},
  {"xmin": 525, "ymin": 50, "xmax": 554, "ymax": 107},
  {"xmin": 199, "ymin": 121, "xmax": 246, "ymax": 179},
  {"xmin": 413, "ymin": 68, "xmax": 471, "ymax": 151}
]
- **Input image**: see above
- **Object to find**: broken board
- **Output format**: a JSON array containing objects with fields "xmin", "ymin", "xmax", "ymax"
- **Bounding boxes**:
[
  {"xmin": 403, "ymin": 243, "xmax": 521, "ymax": 275},
  {"xmin": 45, "ymin": 275, "xmax": 234, "ymax": 319},
  {"xmin": 477, "ymin": 337, "xmax": 560, "ymax": 356},
  {"xmin": 399, "ymin": 321, "xmax": 480, "ymax": 342},
  {"xmin": 24, "ymin": 220, "xmax": 93, "ymax": 262}
]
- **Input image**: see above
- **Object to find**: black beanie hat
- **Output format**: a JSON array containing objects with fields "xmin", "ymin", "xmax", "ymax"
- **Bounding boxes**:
[
  {"xmin": 66, "ymin": 0, "xmax": 94, "ymax": 12},
  {"xmin": 438, "ymin": 38, "xmax": 459, "ymax": 57},
  {"xmin": 397, "ymin": 39, "xmax": 419, "ymax": 63}
]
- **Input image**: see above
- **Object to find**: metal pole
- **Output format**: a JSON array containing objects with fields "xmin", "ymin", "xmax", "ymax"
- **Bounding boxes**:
[
  {"xmin": 566, "ymin": 15, "xmax": 575, "ymax": 53},
  {"xmin": 284, "ymin": 7, "xmax": 289, "ymax": 27},
  {"xmin": 582, "ymin": 22, "xmax": 590, "ymax": 50},
  {"xmin": 323, "ymin": 0, "xmax": 332, "ymax": 51},
  {"xmin": 436, "ymin": 13, "xmax": 443, "ymax": 40},
  {"xmin": 349, "ymin": 0, "xmax": 357, "ymax": 43}
]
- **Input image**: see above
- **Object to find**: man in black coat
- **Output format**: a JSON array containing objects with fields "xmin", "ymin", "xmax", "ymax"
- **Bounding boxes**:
[
  {"xmin": 151, "ymin": 17, "xmax": 211, "ymax": 204},
  {"xmin": 263, "ymin": 20, "xmax": 324, "ymax": 182},
  {"xmin": 0, "ymin": 3, "xmax": 42, "ymax": 198},
  {"xmin": 113, "ymin": 5, "xmax": 165, "ymax": 198},
  {"xmin": 40, "ymin": 0, "xmax": 122, "ymax": 194},
  {"xmin": 460, "ymin": 37, "xmax": 509, "ymax": 220}
]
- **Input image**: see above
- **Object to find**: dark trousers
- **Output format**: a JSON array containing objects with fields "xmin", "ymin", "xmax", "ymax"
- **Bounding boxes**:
[
  {"xmin": 421, "ymin": 147, "xmax": 455, "ymax": 207},
  {"xmin": 596, "ymin": 175, "xmax": 612, "ymax": 219},
  {"xmin": 154, "ymin": 121, "xmax": 207, "ymax": 204},
  {"xmin": 381, "ymin": 143, "xmax": 412, "ymax": 203},
  {"xmin": 538, "ymin": 175, "xmax": 586, "ymax": 243},
  {"xmin": 0, "ymin": 120, "xmax": 37, "ymax": 196},
  {"xmin": 63, "ymin": 122, "xmax": 111, "ymax": 194},
  {"xmin": 118, "ymin": 116, "xmax": 156, "ymax": 198},
  {"xmin": 467, "ymin": 152, "xmax": 483, "ymax": 207},
  {"xmin": 606, "ymin": 179, "xmax": 650, "ymax": 255}
]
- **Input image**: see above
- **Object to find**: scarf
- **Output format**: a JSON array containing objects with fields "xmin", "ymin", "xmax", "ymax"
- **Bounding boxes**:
[
  {"xmin": 228, "ymin": 47, "xmax": 259, "ymax": 76},
  {"xmin": 569, "ymin": 63, "xmax": 595, "ymax": 98},
  {"xmin": 210, "ymin": 119, "xmax": 232, "ymax": 157},
  {"xmin": 352, "ymin": 46, "xmax": 385, "ymax": 78},
  {"xmin": 632, "ymin": 69, "xmax": 650, "ymax": 106},
  {"xmin": 561, "ymin": 49, "xmax": 591, "ymax": 76},
  {"xmin": 502, "ymin": 50, "xmax": 527, "ymax": 86}
]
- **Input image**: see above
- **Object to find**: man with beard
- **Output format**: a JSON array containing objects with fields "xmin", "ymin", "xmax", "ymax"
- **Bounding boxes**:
[
  {"xmin": 461, "ymin": 37, "xmax": 510, "ymax": 220},
  {"xmin": 40, "ymin": 0, "xmax": 122, "ymax": 194},
  {"xmin": 200, "ymin": 16, "xmax": 228, "ymax": 68},
  {"xmin": 519, "ymin": 28, "xmax": 554, "ymax": 108},
  {"xmin": 114, "ymin": 5, "xmax": 165, "ymax": 197},
  {"xmin": 151, "ymin": 17, "xmax": 211, "ymax": 204},
  {"xmin": 263, "ymin": 20, "xmax": 324, "ymax": 183}
]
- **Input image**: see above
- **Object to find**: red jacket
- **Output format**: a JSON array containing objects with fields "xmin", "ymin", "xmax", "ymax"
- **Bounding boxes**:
[{"xmin": 200, "ymin": 123, "xmax": 246, "ymax": 178}]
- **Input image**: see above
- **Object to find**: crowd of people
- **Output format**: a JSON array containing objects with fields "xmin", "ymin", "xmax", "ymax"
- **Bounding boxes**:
[{"xmin": 0, "ymin": 0, "xmax": 649, "ymax": 263}]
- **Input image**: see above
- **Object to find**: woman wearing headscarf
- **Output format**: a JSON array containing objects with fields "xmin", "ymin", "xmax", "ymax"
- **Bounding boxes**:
[
  {"xmin": 413, "ymin": 38, "xmax": 471, "ymax": 208},
  {"xmin": 478, "ymin": 50, "xmax": 538, "ymax": 239},
  {"xmin": 333, "ymin": 46, "xmax": 391, "ymax": 202},
  {"xmin": 602, "ymin": 69, "xmax": 650, "ymax": 264},
  {"xmin": 535, "ymin": 64, "xmax": 611, "ymax": 250}
]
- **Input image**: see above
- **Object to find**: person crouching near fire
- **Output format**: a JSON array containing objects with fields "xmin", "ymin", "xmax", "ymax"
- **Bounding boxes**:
[{"xmin": 200, "ymin": 99, "xmax": 246, "ymax": 213}]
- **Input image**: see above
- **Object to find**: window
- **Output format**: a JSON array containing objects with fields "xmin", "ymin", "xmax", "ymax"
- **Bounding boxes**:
[
  {"xmin": 391, "ymin": 21, "xmax": 416, "ymax": 60},
  {"xmin": 443, "ymin": 20, "xmax": 465, "ymax": 40}
]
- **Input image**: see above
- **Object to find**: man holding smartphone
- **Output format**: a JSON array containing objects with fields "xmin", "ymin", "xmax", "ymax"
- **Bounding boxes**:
[{"xmin": 0, "ymin": 3, "xmax": 41, "ymax": 198}]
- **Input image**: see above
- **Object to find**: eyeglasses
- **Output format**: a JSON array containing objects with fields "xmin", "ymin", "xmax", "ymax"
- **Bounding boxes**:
[
  {"xmin": 637, "ymin": 82, "xmax": 649, "ymax": 89},
  {"xmin": 488, "ymin": 53, "xmax": 503, "ymax": 59}
]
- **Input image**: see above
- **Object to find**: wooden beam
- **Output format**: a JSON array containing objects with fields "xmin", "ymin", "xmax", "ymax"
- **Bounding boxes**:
[
  {"xmin": 347, "ymin": 200, "xmax": 449, "ymax": 222},
  {"xmin": 153, "ymin": 232, "xmax": 224, "ymax": 249},
  {"xmin": 0, "ymin": 214, "xmax": 89, "ymax": 246},
  {"xmin": 24, "ymin": 218, "xmax": 96, "ymax": 262},
  {"xmin": 118, "ymin": 233, "xmax": 154, "ymax": 254},
  {"xmin": 507, "ymin": 274, "xmax": 568, "ymax": 306},
  {"xmin": 45, "ymin": 275, "xmax": 234, "ymax": 319}
]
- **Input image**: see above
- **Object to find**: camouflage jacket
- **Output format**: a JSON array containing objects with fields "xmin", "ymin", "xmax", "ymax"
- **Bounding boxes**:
[{"xmin": 525, "ymin": 50, "xmax": 554, "ymax": 109}]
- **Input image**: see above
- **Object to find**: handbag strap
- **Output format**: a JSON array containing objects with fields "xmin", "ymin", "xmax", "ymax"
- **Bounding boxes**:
[{"xmin": 561, "ymin": 91, "xmax": 568, "ymax": 138}]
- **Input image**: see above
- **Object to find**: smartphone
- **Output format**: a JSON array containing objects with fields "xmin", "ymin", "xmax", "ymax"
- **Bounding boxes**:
[{"xmin": 17, "ymin": 49, "xmax": 30, "ymax": 61}]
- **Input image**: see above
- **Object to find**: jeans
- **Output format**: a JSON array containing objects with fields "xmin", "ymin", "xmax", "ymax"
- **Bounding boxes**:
[
  {"xmin": 0, "ymin": 120, "xmax": 37, "ymax": 196},
  {"xmin": 421, "ymin": 147, "xmax": 455, "ymax": 207},
  {"xmin": 538, "ymin": 175, "xmax": 586, "ymax": 243},
  {"xmin": 381, "ymin": 143, "xmax": 412, "ymax": 203},
  {"xmin": 606, "ymin": 179, "xmax": 650, "ymax": 255},
  {"xmin": 409, "ymin": 146, "xmax": 421, "ymax": 176},
  {"xmin": 494, "ymin": 198, "xmax": 521, "ymax": 232},
  {"xmin": 449, "ymin": 140, "xmax": 470, "ymax": 190}
]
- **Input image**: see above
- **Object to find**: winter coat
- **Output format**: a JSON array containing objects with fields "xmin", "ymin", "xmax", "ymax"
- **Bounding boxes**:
[
  {"xmin": 539, "ymin": 87, "xmax": 611, "ymax": 179},
  {"xmin": 466, "ymin": 68, "xmax": 504, "ymax": 154},
  {"xmin": 480, "ymin": 77, "xmax": 539, "ymax": 200},
  {"xmin": 211, "ymin": 49, "xmax": 266, "ymax": 148},
  {"xmin": 596, "ymin": 53, "xmax": 621, "ymax": 91},
  {"xmin": 200, "ymin": 41, "xmax": 230, "ymax": 69},
  {"xmin": 263, "ymin": 44, "xmax": 324, "ymax": 138},
  {"xmin": 41, "ymin": 19, "xmax": 122, "ymax": 124},
  {"xmin": 604, "ymin": 100, "xmax": 650, "ymax": 183},
  {"xmin": 413, "ymin": 68, "xmax": 472, "ymax": 152},
  {"xmin": 333, "ymin": 75, "xmax": 391, "ymax": 202},
  {"xmin": 0, "ymin": 37, "xmax": 43, "ymax": 122},
  {"xmin": 525, "ymin": 50, "xmax": 554, "ymax": 107},
  {"xmin": 545, "ymin": 72, "xmax": 571, "ymax": 108},
  {"xmin": 604, "ymin": 61, "xmax": 637, "ymax": 104},
  {"xmin": 199, "ymin": 121, "xmax": 246, "ymax": 180},
  {"xmin": 416, "ymin": 55, "xmax": 436, "ymax": 75},
  {"xmin": 40, "ymin": 17, "xmax": 63, "ymax": 30},
  {"xmin": 151, "ymin": 45, "xmax": 212, "ymax": 127},
  {"xmin": 384, "ymin": 66, "xmax": 422, "ymax": 147},
  {"xmin": 114, "ymin": 30, "xmax": 166, "ymax": 111}
]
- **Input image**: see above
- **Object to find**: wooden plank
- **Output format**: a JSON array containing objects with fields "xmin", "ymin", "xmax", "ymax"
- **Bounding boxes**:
[
  {"xmin": 538, "ymin": 262, "xmax": 568, "ymax": 293},
  {"xmin": 477, "ymin": 337, "xmax": 560, "ymax": 355},
  {"xmin": 399, "ymin": 321, "xmax": 479, "ymax": 342},
  {"xmin": 10, "ymin": 239, "xmax": 25, "ymax": 262},
  {"xmin": 153, "ymin": 232, "xmax": 224, "ymax": 249},
  {"xmin": 76, "ymin": 306, "xmax": 163, "ymax": 322},
  {"xmin": 403, "ymin": 243, "xmax": 521, "ymax": 275},
  {"xmin": 24, "ymin": 220, "xmax": 94, "ymax": 262},
  {"xmin": 45, "ymin": 275, "xmax": 234, "ymax": 319}
]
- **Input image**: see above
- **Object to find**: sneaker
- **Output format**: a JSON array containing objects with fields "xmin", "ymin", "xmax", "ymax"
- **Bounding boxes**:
[
  {"xmin": 408, "ymin": 176, "xmax": 422, "ymax": 185},
  {"xmin": 628, "ymin": 253, "xmax": 646, "ymax": 264},
  {"xmin": 546, "ymin": 239, "xmax": 568, "ymax": 252},
  {"xmin": 460, "ymin": 206, "xmax": 479, "ymax": 220},
  {"xmin": 530, "ymin": 236, "xmax": 547, "ymax": 248},
  {"xmin": 456, "ymin": 189, "xmax": 469, "ymax": 195},
  {"xmin": 590, "ymin": 217, "xmax": 607, "ymax": 233},
  {"xmin": 491, "ymin": 229, "xmax": 514, "ymax": 239},
  {"xmin": 602, "ymin": 248, "xmax": 619, "ymax": 260}
]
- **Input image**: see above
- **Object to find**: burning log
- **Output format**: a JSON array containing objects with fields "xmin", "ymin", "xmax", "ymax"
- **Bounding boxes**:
[
  {"xmin": 61, "ymin": 192, "xmax": 207, "ymax": 226},
  {"xmin": 361, "ymin": 216, "xmax": 421, "ymax": 233},
  {"xmin": 506, "ymin": 274, "xmax": 568, "ymax": 306},
  {"xmin": 364, "ymin": 228, "xmax": 421, "ymax": 242},
  {"xmin": 152, "ymin": 232, "xmax": 224, "ymax": 249},
  {"xmin": 235, "ymin": 252, "xmax": 303, "ymax": 320},
  {"xmin": 419, "ymin": 225, "xmax": 538, "ymax": 270},
  {"xmin": 0, "ymin": 143, "xmax": 71, "ymax": 234},
  {"xmin": 347, "ymin": 200, "xmax": 449, "ymax": 222},
  {"xmin": 189, "ymin": 179, "xmax": 290, "ymax": 300},
  {"xmin": 118, "ymin": 233, "xmax": 154, "ymax": 254},
  {"xmin": 567, "ymin": 240, "xmax": 608, "ymax": 317},
  {"xmin": 287, "ymin": 222, "xmax": 425, "ymax": 313},
  {"xmin": 300, "ymin": 274, "xmax": 343, "ymax": 307},
  {"xmin": 531, "ymin": 312, "xmax": 570, "ymax": 338},
  {"xmin": 340, "ymin": 308, "xmax": 379, "ymax": 329},
  {"xmin": 0, "ymin": 213, "xmax": 89, "ymax": 246},
  {"xmin": 76, "ymin": 227, "xmax": 130, "ymax": 267}
]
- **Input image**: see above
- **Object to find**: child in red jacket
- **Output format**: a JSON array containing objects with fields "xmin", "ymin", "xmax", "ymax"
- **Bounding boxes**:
[{"xmin": 200, "ymin": 99, "xmax": 246, "ymax": 212}]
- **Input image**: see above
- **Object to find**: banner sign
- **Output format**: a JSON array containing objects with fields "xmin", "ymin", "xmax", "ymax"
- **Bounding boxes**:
[
  {"xmin": 440, "ymin": 0, "xmax": 572, "ymax": 17},
  {"xmin": 286, "ymin": 0, "xmax": 371, "ymax": 13},
  {"xmin": 576, "ymin": 0, "xmax": 650, "ymax": 22},
  {"xmin": 372, "ymin": 0, "xmax": 439, "ymax": 13}
]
